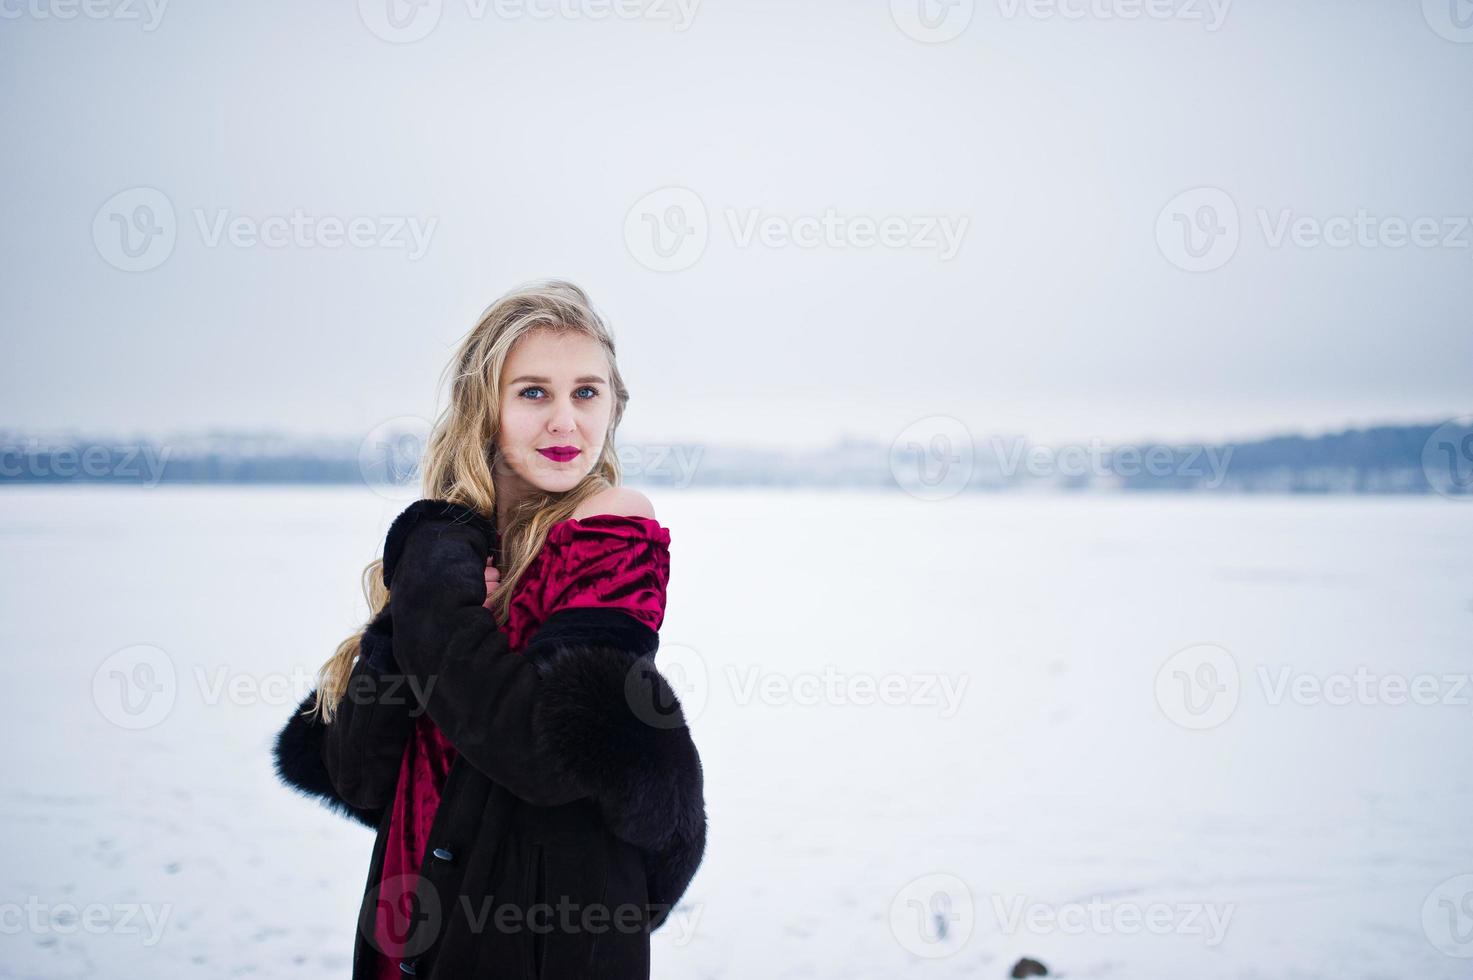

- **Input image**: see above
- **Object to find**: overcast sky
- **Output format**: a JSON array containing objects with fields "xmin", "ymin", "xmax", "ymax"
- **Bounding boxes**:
[{"xmin": 2, "ymin": 0, "xmax": 1469, "ymax": 450}]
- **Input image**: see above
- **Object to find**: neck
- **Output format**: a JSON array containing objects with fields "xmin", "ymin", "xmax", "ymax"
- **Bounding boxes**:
[{"xmin": 491, "ymin": 461, "xmax": 532, "ymax": 538}]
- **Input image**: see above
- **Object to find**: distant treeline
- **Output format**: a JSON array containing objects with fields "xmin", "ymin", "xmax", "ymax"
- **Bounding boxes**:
[
  {"xmin": 0, "ymin": 420, "xmax": 1469, "ymax": 495},
  {"xmin": 1116, "ymin": 423, "xmax": 1470, "ymax": 494}
]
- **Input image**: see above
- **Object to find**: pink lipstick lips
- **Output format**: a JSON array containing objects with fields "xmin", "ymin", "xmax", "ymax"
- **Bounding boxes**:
[{"xmin": 537, "ymin": 446, "xmax": 581, "ymax": 462}]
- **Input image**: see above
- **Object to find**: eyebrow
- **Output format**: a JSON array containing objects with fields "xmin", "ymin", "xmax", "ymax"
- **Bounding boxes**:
[{"xmin": 509, "ymin": 375, "xmax": 608, "ymax": 385}]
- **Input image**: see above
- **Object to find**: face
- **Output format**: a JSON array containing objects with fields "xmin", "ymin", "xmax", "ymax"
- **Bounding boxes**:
[{"xmin": 494, "ymin": 329, "xmax": 614, "ymax": 496}]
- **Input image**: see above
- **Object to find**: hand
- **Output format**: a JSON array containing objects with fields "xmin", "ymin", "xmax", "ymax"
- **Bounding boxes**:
[{"xmin": 483, "ymin": 558, "xmax": 500, "ymax": 609}]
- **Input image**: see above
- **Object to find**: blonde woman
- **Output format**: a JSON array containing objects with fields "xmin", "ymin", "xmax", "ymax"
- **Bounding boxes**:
[{"xmin": 272, "ymin": 280, "xmax": 707, "ymax": 979}]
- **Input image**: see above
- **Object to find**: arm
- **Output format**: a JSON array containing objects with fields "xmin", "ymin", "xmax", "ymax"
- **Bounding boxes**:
[
  {"xmin": 381, "ymin": 499, "xmax": 593, "ymax": 807},
  {"xmin": 520, "ymin": 606, "xmax": 708, "ymax": 931},
  {"xmin": 271, "ymin": 609, "xmax": 410, "ymax": 828},
  {"xmin": 318, "ymin": 607, "xmax": 417, "ymax": 811},
  {"xmin": 384, "ymin": 498, "xmax": 706, "ymax": 925}
]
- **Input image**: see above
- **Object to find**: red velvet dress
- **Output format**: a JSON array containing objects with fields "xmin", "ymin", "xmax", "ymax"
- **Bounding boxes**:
[{"xmin": 371, "ymin": 514, "xmax": 671, "ymax": 979}]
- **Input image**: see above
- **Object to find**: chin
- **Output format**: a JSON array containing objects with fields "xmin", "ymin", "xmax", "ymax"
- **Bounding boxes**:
[{"xmin": 530, "ymin": 470, "xmax": 590, "ymax": 494}]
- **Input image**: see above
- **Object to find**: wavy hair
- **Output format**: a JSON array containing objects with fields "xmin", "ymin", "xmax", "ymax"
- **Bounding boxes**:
[{"xmin": 309, "ymin": 279, "xmax": 630, "ymax": 722}]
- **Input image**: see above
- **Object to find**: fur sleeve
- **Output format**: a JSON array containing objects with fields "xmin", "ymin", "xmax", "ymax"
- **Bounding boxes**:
[
  {"xmin": 271, "ymin": 609, "xmax": 408, "ymax": 829},
  {"xmin": 523, "ymin": 607, "xmax": 708, "ymax": 931},
  {"xmin": 271, "ymin": 689, "xmax": 384, "ymax": 830}
]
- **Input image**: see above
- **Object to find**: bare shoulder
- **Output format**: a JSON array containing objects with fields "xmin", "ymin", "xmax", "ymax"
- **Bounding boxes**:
[{"xmin": 571, "ymin": 485, "xmax": 657, "ymax": 521}]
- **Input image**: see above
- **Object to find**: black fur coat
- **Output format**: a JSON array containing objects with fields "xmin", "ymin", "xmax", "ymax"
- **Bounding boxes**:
[{"xmin": 272, "ymin": 499, "xmax": 707, "ymax": 979}]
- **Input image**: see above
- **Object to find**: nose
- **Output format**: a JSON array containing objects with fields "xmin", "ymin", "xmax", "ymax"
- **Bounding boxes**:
[{"xmin": 548, "ymin": 403, "xmax": 576, "ymax": 437}]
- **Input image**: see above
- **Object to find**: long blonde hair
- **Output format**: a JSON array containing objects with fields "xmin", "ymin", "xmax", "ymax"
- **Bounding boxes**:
[{"xmin": 309, "ymin": 279, "xmax": 631, "ymax": 722}]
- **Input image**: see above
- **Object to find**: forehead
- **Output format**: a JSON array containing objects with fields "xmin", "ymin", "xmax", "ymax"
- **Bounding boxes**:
[{"xmin": 502, "ymin": 329, "xmax": 607, "ymax": 380}]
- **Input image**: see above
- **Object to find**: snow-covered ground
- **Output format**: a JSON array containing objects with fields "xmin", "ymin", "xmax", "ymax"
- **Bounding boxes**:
[{"xmin": 1, "ymin": 486, "xmax": 1470, "ymax": 979}]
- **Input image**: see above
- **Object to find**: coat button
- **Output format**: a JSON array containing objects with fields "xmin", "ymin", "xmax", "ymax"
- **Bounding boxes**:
[
  {"xmin": 431, "ymin": 847, "xmax": 454, "ymax": 862},
  {"xmin": 398, "ymin": 960, "xmax": 417, "ymax": 975}
]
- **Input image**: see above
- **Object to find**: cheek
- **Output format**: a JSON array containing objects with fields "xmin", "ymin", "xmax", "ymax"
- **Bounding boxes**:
[
  {"xmin": 498, "ymin": 402, "xmax": 538, "ymax": 443},
  {"xmin": 584, "ymin": 399, "xmax": 613, "ymax": 430}
]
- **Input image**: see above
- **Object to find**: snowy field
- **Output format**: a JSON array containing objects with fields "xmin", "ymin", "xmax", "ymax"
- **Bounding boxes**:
[{"xmin": 1, "ymin": 486, "xmax": 1470, "ymax": 979}]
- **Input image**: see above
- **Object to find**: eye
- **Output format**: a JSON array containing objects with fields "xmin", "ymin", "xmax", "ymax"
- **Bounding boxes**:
[{"xmin": 517, "ymin": 385, "xmax": 599, "ymax": 401}]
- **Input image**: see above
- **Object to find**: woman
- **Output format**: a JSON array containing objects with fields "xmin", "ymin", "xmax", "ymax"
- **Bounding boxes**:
[{"xmin": 271, "ymin": 280, "xmax": 708, "ymax": 979}]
